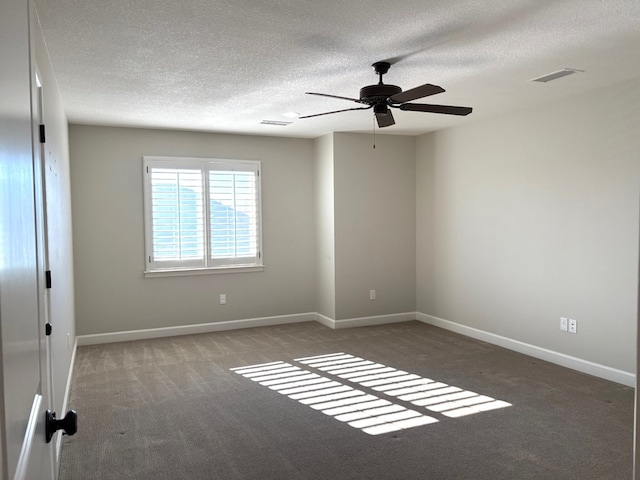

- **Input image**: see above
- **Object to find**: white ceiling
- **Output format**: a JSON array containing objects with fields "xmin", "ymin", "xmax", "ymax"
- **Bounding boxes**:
[{"xmin": 35, "ymin": 0, "xmax": 640, "ymax": 138}]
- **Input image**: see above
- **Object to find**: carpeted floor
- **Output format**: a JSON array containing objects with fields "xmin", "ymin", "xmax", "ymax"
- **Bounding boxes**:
[{"xmin": 59, "ymin": 321, "xmax": 633, "ymax": 479}]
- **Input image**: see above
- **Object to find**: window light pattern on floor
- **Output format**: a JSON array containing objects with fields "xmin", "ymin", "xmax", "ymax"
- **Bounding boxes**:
[
  {"xmin": 295, "ymin": 353, "xmax": 511, "ymax": 418},
  {"xmin": 231, "ymin": 361, "xmax": 438, "ymax": 435}
]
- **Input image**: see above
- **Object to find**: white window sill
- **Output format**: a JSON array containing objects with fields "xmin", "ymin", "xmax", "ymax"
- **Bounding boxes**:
[{"xmin": 144, "ymin": 265, "xmax": 265, "ymax": 278}]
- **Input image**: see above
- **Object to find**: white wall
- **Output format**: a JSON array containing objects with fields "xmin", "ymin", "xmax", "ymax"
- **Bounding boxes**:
[
  {"xmin": 69, "ymin": 126, "xmax": 316, "ymax": 335},
  {"xmin": 416, "ymin": 79, "xmax": 640, "ymax": 373},
  {"xmin": 333, "ymin": 133, "xmax": 416, "ymax": 320}
]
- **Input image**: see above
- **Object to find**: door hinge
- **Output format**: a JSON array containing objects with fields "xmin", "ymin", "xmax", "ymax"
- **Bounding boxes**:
[
  {"xmin": 45, "ymin": 322, "xmax": 52, "ymax": 336},
  {"xmin": 39, "ymin": 124, "xmax": 46, "ymax": 143},
  {"xmin": 45, "ymin": 270, "xmax": 52, "ymax": 289}
]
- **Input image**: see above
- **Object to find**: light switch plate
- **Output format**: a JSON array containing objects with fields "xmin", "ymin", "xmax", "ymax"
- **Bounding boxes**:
[{"xmin": 560, "ymin": 317, "xmax": 568, "ymax": 332}]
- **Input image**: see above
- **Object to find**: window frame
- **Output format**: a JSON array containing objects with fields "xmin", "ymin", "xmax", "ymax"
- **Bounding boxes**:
[{"xmin": 143, "ymin": 155, "xmax": 263, "ymax": 277}]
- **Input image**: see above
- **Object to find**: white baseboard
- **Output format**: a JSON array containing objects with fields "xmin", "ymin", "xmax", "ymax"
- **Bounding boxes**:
[
  {"xmin": 74, "ymin": 310, "xmax": 635, "ymax": 387},
  {"xmin": 314, "ymin": 313, "xmax": 335, "ymax": 329},
  {"xmin": 76, "ymin": 313, "xmax": 316, "ymax": 346},
  {"xmin": 77, "ymin": 312, "xmax": 414, "ymax": 345},
  {"xmin": 329, "ymin": 312, "xmax": 417, "ymax": 329},
  {"xmin": 417, "ymin": 312, "xmax": 636, "ymax": 387}
]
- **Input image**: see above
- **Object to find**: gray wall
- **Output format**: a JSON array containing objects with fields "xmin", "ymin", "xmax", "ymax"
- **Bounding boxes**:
[
  {"xmin": 70, "ymin": 128, "xmax": 418, "ymax": 334},
  {"xmin": 333, "ymin": 133, "xmax": 416, "ymax": 319},
  {"xmin": 70, "ymin": 126, "xmax": 316, "ymax": 335},
  {"xmin": 416, "ymin": 79, "xmax": 640, "ymax": 373}
]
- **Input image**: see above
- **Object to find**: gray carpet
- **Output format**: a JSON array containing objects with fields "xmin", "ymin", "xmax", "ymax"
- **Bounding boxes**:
[{"xmin": 59, "ymin": 321, "xmax": 633, "ymax": 479}]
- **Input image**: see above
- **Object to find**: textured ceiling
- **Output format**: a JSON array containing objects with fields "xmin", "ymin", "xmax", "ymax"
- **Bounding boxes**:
[{"xmin": 35, "ymin": 0, "xmax": 640, "ymax": 138}]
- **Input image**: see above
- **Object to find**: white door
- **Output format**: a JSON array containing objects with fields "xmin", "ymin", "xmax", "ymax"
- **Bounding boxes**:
[{"xmin": 0, "ymin": 0, "xmax": 56, "ymax": 479}]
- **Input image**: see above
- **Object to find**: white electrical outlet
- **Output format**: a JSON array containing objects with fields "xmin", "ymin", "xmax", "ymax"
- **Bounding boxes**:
[
  {"xmin": 568, "ymin": 318, "xmax": 577, "ymax": 334},
  {"xmin": 560, "ymin": 317, "xmax": 568, "ymax": 332},
  {"xmin": 369, "ymin": 290, "xmax": 376, "ymax": 300},
  {"xmin": 220, "ymin": 294, "xmax": 227, "ymax": 305}
]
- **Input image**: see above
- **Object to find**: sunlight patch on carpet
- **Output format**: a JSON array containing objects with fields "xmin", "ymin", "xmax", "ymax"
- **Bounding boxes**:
[
  {"xmin": 231, "ymin": 361, "xmax": 438, "ymax": 435},
  {"xmin": 232, "ymin": 353, "xmax": 511, "ymax": 435},
  {"xmin": 295, "ymin": 353, "xmax": 512, "ymax": 418}
]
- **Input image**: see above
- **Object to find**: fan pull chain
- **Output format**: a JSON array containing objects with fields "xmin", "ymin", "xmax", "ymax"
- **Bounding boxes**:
[{"xmin": 373, "ymin": 115, "xmax": 376, "ymax": 149}]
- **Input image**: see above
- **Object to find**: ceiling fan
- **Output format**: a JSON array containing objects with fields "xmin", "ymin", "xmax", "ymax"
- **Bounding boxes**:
[{"xmin": 300, "ymin": 61, "xmax": 472, "ymax": 128}]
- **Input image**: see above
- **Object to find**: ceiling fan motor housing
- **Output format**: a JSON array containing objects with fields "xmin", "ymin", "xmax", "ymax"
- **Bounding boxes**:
[{"xmin": 359, "ymin": 84, "xmax": 402, "ymax": 105}]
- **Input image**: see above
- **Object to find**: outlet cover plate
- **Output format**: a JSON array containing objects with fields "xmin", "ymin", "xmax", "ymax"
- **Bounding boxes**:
[
  {"xmin": 568, "ymin": 318, "xmax": 577, "ymax": 334},
  {"xmin": 560, "ymin": 317, "xmax": 568, "ymax": 332}
]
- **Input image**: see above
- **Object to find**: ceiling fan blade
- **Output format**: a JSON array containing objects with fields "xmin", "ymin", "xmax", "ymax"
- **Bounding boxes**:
[
  {"xmin": 389, "ymin": 84, "xmax": 445, "ymax": 103},
  {"xmin": 306, "ymin": 92, "xmax": 362, "ymax": 103},
  {"xmin": 399, "ymin": 103, "xmax": 472, "ymax": 116},
  {"xmin": 299, "ymin": 106, "xmax": 372, "ymax": 119},
  {"xmin": 376, "ymin": 109, "xmax": 395, "ymax": 128}
]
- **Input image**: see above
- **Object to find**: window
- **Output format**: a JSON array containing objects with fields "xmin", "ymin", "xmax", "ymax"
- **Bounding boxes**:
[{"xmin": 143, "ymin": 156, "xmax": 262, "ymax": 276}]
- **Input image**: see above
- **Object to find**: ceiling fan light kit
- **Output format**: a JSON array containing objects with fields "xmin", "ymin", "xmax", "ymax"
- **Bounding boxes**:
[{"xmin": 300, "ymin": 61, "xmax": 473, "ymax": 128}]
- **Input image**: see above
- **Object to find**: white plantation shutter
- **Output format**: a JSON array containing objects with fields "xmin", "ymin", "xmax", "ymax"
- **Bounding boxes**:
[
  {"xmin": 144, "ymin": 156, "xmax": 262, "ymax": 273},
  {"xmin": 209, "ymin": 165, "xmax": 259, "ymax": 266},
  {"xmin": 150, "ymin": 168, "xmax": 205, "ymax": 268}
]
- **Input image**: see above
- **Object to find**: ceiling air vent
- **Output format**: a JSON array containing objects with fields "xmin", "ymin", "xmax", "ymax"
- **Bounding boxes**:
[
  {"xmin": 529, "ymin": 68, "xmax": 583, "ymax": 83},
  {"xmin": 260, "ymin": 120, "xmax": 292, "ymax": 126}
]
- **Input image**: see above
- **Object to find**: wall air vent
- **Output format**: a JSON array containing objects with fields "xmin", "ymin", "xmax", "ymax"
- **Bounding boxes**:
[
  {"xmin": 529, "ymin": 68, "xmax": 583, "ymax": 83},
  {"xmin": 260, "ymin": 120, "xmax": 292, "ymax": 126}
]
